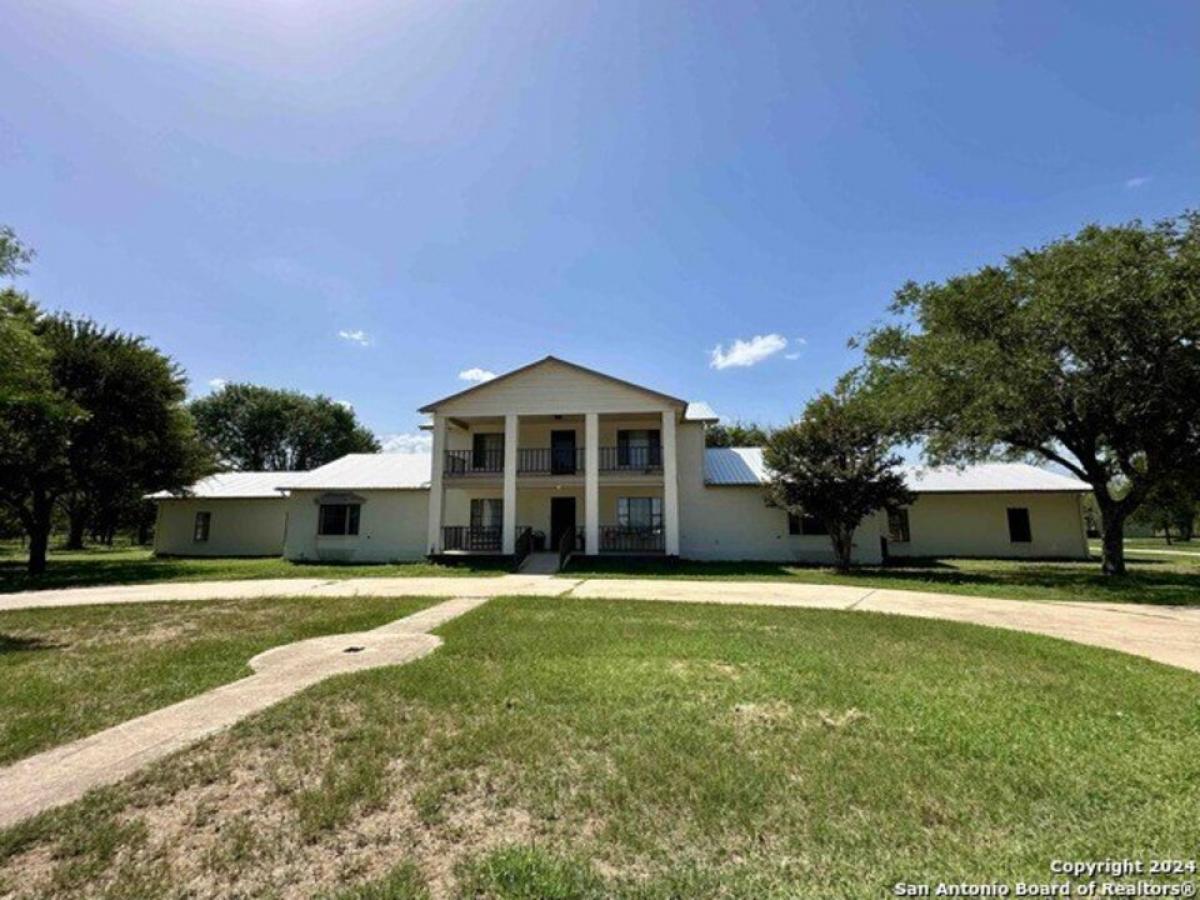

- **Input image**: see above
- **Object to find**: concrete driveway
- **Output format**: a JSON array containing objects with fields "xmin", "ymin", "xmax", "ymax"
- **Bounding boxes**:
[{"xmin": 3, "ymin": 573, "xmax": 1199, "ymax": 674}]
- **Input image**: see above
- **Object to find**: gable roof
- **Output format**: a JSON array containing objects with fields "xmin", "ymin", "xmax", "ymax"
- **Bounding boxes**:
[
  {"xmin": 703, "ymin": 449, "xmax": 1091, "ymax": 493},
  {"xmin": 146, "ymin": 471, "xmax": 297, "ymax": 500},
  {"xmin": 684, "ymin": 401, "xmax": 720, "ymax": 423},
  {"xmin": 275, "ymin": 453, "xmax": 432, "ymax": 491},
  {"xmin": 418, "ymin": 355, "xmax": 688, "ymax": 413}
]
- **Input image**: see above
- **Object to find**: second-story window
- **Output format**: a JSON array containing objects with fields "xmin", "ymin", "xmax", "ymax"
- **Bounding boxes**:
[
  {"xmin": 617, "ymin": 429, "xmax": 661, "ymax": 468},
  {"xmin": 472, "ymin": 433, "xmax": 504, "ymax": 470}
]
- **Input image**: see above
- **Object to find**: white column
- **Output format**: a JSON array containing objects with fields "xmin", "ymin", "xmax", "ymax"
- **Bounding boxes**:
[
  {"xmin": 502, "ymin": 413, "xmax": 518, "ymax": 554},
  {"xmin": 661, "ymin": 409, "xmax": 680, "ymax": 556},
  {"xmin": 585, "ymin": 412, "xmax": 600, "ymax": 555},
  {"xmin": 427, "ymin": 414, "xmax": 446, "ymax": 553}
]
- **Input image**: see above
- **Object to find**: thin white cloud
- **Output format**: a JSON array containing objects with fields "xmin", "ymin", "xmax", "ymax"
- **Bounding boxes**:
[
  {"xmin": 1124, "ymin": 175, "xmax": 1151, "ymax": 189},
  {"xmin": 784, "ymin": 336, "xmax": 807, "ymax": 360},
  {"xmin": 380, "ymin": 432, "xmax": 433, "ymax": 454},
  {"xmin": 784, "ymin": 353, "xmax": 802, "ymax": 361},
  {"xmin": 458, "ymin": 367, "xmax": 497, "ymax": 383},
  {"xmin": 207, "ymin": 377, "xmax": 227, "ymax": 391},
  {"xmin": 338, "ymin": 329, "xmax": 371, "ymax": 347},
  {"xmin": 710, "ymin": 334, "xmax": 788, "ymax": 370}
]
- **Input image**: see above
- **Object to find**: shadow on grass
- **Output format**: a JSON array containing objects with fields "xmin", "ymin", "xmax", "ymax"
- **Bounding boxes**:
[
  {"xmin": 0, "ymin": 634, "xmax": 65, "ymax": 654},
  {"xmin": 0, "ymin": 552, "xmax": 507, "ymax": 595},
  {"xmin": 564, "ymin": 554, "xmax": 1200, "ymax": 607}
]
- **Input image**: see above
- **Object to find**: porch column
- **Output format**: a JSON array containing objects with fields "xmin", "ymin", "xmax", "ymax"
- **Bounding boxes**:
[
  {"xmin": 502, "ymin": 413, "xmax": 518, "ymax": 554},
  {"xmin": 661, "ymin": 409, "xmax": 680, "ymax": 556},
  {"xmin": 585, "ymin": 412, "xmax": 599, "ymax": 555},
  {"xmin": 427, "ymin": 414, "xmax": 446, "ymax": 553}
]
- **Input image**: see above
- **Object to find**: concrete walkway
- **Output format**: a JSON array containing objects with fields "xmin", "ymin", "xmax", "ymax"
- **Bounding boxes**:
[
  {"xmin": 2, "ymin": 574, "xmax": 1198, "ymax": 673},
  {"xmin": 0, "ymin": 596, "xmax": 489, "ymax": 830}
]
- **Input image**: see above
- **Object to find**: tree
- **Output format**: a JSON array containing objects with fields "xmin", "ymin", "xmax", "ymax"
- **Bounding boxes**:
[
  {"xmin": 1130, "ymin": 475, "xmax": 1198, "ymax": 543},
  {"xmin": 763, "ymin": 385, "xmax": 913, "ymax": 571},
  {"xmin": 190, "ymin": 384, "xmax": 379, "ymax": 471},
  {"xmin": 857, "ymin": 213, "xmax": 1200, "ymax": 575},
  {"xmin": 0, "ymin": 291, "xmax": 78, "ymax": 573},
  {"xmin": 41, "ymin": 316, "xmax": 212, "ymax": 549},
  {"xmin": 0, "ymin": 227, "xmax": 208, "ymax": 572},
  {"xmin": 0, "ymin": 225, "xmax": 34, "ymax": 278},
  {"xmin": 705, "ymin": 421, "xmax": 772, "ymax": 448}
]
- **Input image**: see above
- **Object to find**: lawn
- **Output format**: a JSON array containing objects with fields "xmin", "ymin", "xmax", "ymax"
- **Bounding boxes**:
[
  {"xmin": 0, "ymin": 541, "xmax": 506, "ymax": 594},
  {"xmin": 566, "ymin": 553, "xmax": 1200, "ymax": 606},
  {"xmin": 2, "ymin": 595, "xmax": 1197, "ymax": 897},
  {"xmin": 0, "ymin": 594, "xmax": 436, "ymax": 765}
]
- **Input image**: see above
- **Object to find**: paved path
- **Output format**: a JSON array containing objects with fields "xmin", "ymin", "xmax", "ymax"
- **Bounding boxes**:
[
  {"xmin": 2, "ymin": 574, "xmax": 1198, "ymax": 673},
  {"xmin": 0, "ymin": 596, "xmax": 489, "ymax": 830}
]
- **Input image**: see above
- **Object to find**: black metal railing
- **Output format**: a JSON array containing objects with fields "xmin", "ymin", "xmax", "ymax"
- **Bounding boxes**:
[
  {"xmin": 599, "ymin": 526, "xmax": 665, "ymax": 553},
  {"xmin": 599, "ymin": 445, "xmax": 663, "ymax": 473},
  {"xmin": 558, "ymin": 525, "xmax": 576, "ymax": 570},
  {"xmin": 518, "ymin": 447, "xmax": 585, "ymax": 475},
  {"xmin": 514, "ymin": 526, "xmax": 533, "ymax": 568},
  {"xmin": 444, "ymin": 449, "xmax": 504, "ymax": 476},
  {"xmin": 442, "ymin": 525, "xmax": 502, "ymax": 552}
]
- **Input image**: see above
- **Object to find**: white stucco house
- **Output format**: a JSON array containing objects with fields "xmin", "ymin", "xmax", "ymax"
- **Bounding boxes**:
[{"xmin": 150, "ymin": 356, "xmax": 1091, "ymax": 565}]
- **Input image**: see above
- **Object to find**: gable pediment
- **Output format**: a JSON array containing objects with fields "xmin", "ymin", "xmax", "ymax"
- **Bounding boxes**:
[{"xmin": 420, "ymin": 357, "xmax": 685, "ymax": 417}]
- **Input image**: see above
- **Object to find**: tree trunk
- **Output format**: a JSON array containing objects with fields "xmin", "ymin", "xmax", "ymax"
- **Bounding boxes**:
[
  {"xmin": 1098, "ymin": 507, "xmax": 1127, "ymax": 576},
  {"xmin": 26, "ymin": 491, "xmax": 53, "ymax": 576},
  {"xmin": 829, "ymin": 525, "xmax": 855, "ymax": 572},
  {"xmin": 65, "ymin": 500, "xmax": 87, "ymax": 551}
]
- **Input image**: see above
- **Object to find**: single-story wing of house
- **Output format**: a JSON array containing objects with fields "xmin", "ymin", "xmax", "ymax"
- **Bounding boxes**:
[
  {"xmin": 149, "ymin": 356, "xmax": 1092, "ymax": 564},
  {"xmin": 147, "ymin": 472, "xmax": 299, "ymax": 557}
]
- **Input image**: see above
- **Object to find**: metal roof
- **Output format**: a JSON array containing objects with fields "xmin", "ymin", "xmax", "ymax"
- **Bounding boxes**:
[
  {"xmin": 146, "ymin": 471, "xmax": 296, "ymax": 500},
  {"xmin": 684, "ymin": 401, "xmax": 720, "ymax": 423},
  {"xmin": 703, "ymin": 449, "xmax": 1091, "ymax": 493},
  {"xmin": 276, "ymin": 453, "xmax": 432, "ymax": 491}
]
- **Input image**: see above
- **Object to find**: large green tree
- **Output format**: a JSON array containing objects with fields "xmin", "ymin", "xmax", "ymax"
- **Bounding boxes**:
[
  {"xmin": 763, "ymin": 385, "xmax": 913, "ymax": 571},
  {"xmin": 43, "ymin": 316, "xmax": 212, "ymax": 549},
  {"xmin": 0, "ymin": 227, "xmax": 208, "ymax": 572},
  {"xmin": 190, "ymin": 384, "xmax": 380, "ymax": 471},
  {"xmin": 858, "ymin": 213, "xmax": 1200, "ymax": 575}
]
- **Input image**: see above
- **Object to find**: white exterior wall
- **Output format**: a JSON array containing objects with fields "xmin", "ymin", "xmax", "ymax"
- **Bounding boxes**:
[
  {"xmin": 888, "ymin": 491, "xmax": 1088, "ymax": 559},
  {"xmin": 283, "ymin": 489, "xmax": 429, "ymax": 562},
  {"xmin": 154, "ymin": 498, "xmax": 287, "ymax": 557},
  {"xmin": 436, "ymin": 359, "xmax": 675, "ymax": 417},
  {"xmin": 676, "ymin": 422, "xmax": 886, "ymax": 564}
]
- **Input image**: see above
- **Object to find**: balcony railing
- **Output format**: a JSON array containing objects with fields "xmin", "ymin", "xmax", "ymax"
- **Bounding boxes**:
[
  {"xmin": 446, "ymin": 445, "xmax": 664, "ymax": 477},
  {"xmin": 599, "ymin": 445, "xmax": 662, "ymax": 473},
  {"xmin": 518, "ymin": 447, "xmax": 584, "ymax": 475},
  {"xmin": 444, "ymin": 449, "xmax": 503, "ymax": 476},
  {"xmin": 442, "ymin": 525, "xmax": 502, "ymax": 552},
  {"xmin": 599, "ymin": 525, "xmax": 665, "ymax": 553}
]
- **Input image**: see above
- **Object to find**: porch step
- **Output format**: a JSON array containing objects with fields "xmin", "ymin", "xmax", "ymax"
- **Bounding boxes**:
[{"xmin": 518, "ymin": 552, "xmax": 561, "ymax": 575}]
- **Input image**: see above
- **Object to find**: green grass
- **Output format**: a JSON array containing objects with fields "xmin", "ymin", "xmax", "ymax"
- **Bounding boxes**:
[
  {"xmin": 1098, "ymin": 537, "xmax": 1200, "ymax": 553},
  {"xmin": 3, "ymin": 595, "xmax": 1197, "ymax": 897},
  {"xmin": 0, "ymin": 541, "xmax": 506, "ymax": 594},
  {"xmin": 565, "ymin": 552, "xmax": 1200, "ymax": 606},
  {"xmin": 0, "ymin": 594, "xmax": 437, "ymax": 764}
]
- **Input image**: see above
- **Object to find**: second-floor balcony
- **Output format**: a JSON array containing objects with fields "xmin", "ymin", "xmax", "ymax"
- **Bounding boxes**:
[{"xmin": 444, "ymin": 445, "xmax": 663, "ymax": 478}]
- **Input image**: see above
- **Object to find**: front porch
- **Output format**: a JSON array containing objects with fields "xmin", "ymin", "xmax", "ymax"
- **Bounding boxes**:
[{"xmin": 436, "ymin": 484, "xmax": 669, "ymax": 558}]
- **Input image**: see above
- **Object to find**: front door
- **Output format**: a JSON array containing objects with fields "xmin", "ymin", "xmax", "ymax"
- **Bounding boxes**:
[
  {"xmin": 551, "ymin": 429, "xmax": 577, "ymax": 474},
  {"xmin": 550, "ymin": 497, "xmax": 577, "ymax": 553}
]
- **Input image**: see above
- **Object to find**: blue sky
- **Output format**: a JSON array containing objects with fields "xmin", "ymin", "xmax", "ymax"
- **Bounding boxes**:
[{"xmin": 3, "ymin": 0, "xmax": 1196, "ymax": 451}]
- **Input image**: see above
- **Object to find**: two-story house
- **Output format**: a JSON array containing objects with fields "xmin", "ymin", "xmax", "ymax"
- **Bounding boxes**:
[{"xmin": 151, "ymin": 356, "xmax": 1092, "ymax": 566}]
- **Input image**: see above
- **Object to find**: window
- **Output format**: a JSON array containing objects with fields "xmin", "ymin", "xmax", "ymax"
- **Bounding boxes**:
[
  {"xmin": 470, "ymin": 498, "xmax": 504, "ymax": 529},
  {"xmin": 472, "ymin": 433, "xmax": 504, "ymax": 470},
  {"xmin": 887, "ymin": 507, "xmax": 911, "ymax": 543},
  {"xmin": 618, "ymin": 496, "xmax": 662, "ymax": 529},
  {"xmin": 617, "ymin": 429, "xmax": 661, "ymax": 468},
  {"xmin": 788, "ymin": 512, "xmax": 828, "ymax": 536},
  {"xmin": 319, "ymin": 503, "xmax": 361, "ymax": 536},
  {"xmin": 1007, "ymin": 507, "xmax": 1032, "ymax": 543},
  {"xmin": 193, "ymin": 511, "xmax": 211, "ymax": 542}
]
